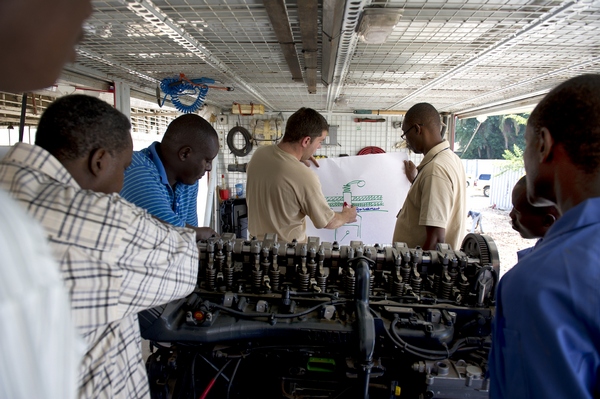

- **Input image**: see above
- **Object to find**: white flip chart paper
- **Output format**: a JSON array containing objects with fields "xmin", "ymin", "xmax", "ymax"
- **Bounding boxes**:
[{"xmin": 306, "ymin": 152, "xmax": 411, "ymax": 245}]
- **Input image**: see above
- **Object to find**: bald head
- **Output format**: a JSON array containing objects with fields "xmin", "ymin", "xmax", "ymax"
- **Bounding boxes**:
[
  {"xmin": 405, "ymin": 103, "xmax": 442, "ymax": 136},
  {"xmin": 158, "ymin": 114, "xmax": 219, "ymax": 186},
  {"xmin": 162, "ymin": 114, "xmax": 218, "ymax": 150},
  {"xmin": 402, "ymin": 102, "xmax": 444, "ymax": 155}
]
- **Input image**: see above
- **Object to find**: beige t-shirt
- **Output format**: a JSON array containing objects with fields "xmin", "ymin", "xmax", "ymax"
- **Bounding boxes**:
[
  {"xmin": 246, "ymin": 145, "xmax": 335, "ymax": 242},
  {"xmin": 393, "ymin": 141, "xmax": 467, "ymax": 250}
]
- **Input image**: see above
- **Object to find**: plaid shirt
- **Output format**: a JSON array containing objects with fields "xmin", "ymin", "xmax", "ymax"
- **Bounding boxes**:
[{"xmin": 0, "ymin": 143, "xmax": 199, "ymax": 399}]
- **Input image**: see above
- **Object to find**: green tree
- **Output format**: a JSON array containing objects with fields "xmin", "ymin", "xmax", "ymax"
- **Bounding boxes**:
[
  {"xmin": 498, "ymin": 144, "xmax": 525, "ymax": 174},
  {"xmin": 455, "ymin": 113, "xmax": 529, "ymax": 159}
]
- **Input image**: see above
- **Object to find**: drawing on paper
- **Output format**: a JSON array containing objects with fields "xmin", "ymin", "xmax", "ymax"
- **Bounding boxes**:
[
  {"xmin": 305, "ymin": 152, "xmax": 410, "ymax": 246},
  {"xmin": 324, "ymin": 180, "xmax": 387, "ymax": 242}
]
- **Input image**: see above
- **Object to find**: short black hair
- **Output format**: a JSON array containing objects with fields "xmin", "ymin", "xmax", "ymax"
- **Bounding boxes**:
[
  {"xmin": 528, "ymin": 74, "xmax": 600, "ymax": 174},
  {"xmin": 162, "ymin": 114, "xmax": 218, "ymax": 150},
  {"xmin": 282, "ymin": 107, "xmax": 328, "ymax": 143},
  {"xmin": 404, "ymin": 103, "xmax": 441, "ymax": 134},
  {"xmin": 35, "ymin": 94, "xmax": 131, "ymax": 161}
]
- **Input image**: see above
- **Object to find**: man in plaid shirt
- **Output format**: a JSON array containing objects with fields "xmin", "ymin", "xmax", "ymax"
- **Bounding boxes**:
[{"xmin": 0, "ymin": 94, "xmax": 199, "ymax": 399}]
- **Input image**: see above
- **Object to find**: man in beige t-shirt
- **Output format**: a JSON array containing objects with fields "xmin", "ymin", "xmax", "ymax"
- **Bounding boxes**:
[
  {"xmin": 246, "ymin": 107, "xmax": 357, "ymax": 242},
  {"xmin": 392, "ymin": 103, "xmax": 466, "ymax": 250}
]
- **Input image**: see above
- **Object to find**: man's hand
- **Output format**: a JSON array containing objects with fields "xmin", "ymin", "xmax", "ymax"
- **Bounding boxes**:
[
  {"xmin": 324, "ymin": 203, "xmax": 357, "ymax": 229},
  {"xmin": 404, "ymin": 160, "xmax": 417, "ymax": 183},
  {"xmin": 342, "ymin": 203, "xmax": 358, "ymax": 223},
  {"xmin": 192, "ymin": 226, "xmax": 219, "ymax": 241},
  {"xmin": 422, "ymin": 226, "xmax": 445, "ymax": 250},
  {"xmin": 301, "ymin": 156, "xmax": 319, "ymax": 168}
]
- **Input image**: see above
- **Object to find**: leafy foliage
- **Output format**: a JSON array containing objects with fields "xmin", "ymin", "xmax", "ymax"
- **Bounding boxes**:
[
  {"xmin": 455, "ymin": 113, "xmax": 529, "ymax": 159},
  {"xmin": 498, "ymin": 144, "xmax": 525, "ymax": 175}
]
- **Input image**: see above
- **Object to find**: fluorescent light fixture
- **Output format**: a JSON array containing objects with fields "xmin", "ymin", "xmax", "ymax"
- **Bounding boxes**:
[{"xmin": 357, "ymin": 8, "xmax": 402, "ymax": 44}]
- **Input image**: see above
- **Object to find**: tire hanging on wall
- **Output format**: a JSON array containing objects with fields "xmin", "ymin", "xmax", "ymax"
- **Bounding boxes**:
[{"xmin": 227, "ymin": 126, "xmax": 253, "ymax": 157}]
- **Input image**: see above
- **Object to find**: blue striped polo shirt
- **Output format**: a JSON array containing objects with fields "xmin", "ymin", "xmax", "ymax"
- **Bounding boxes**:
[{"xmin": 120, "ymin": 141, "xmax": 198, "ymax": 227}]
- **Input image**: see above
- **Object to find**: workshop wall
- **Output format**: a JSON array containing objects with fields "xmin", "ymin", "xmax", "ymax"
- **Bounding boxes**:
[
  {"xmin": 127, "ymin": 110, "xmax": 418, "ymax": 233},
  {"xmin": 216, "ymin": 112, "xmax": 418, "ymax": 191},
  {"xmin": 0, "ymin": 109, "xmax": 418, "ymax": 192}
]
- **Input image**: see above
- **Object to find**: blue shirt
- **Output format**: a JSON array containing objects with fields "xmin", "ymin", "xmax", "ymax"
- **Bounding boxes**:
[
  {"xmin": 515, "ymin": 238, "xmax": 543, "ymax": 261},
  {"xmin": 120, "ymin": 142, "xmax": 198, "ymax": 227},
  {"xmin": 489, "ymin": 198, "xmax": 600, "ymax": 398}
]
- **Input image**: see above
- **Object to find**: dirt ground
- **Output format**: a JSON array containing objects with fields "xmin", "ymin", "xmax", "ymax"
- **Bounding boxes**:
[{"xmin": 466, "ymin": 188, "xmax": 535, "ymax": 277}]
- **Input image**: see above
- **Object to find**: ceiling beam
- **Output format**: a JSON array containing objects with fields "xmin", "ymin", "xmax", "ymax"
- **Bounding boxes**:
[
  {"xmin": 455, "ymin": 91, "xmax": 548, "ymax": 119},
  {"xmin": 262, "ymin": 0, "xmax": 303, "ymax": 83},
  {"xmin": 325, "ymin": 0, "xmax": 373, "ymax": 112},
  {"xmin": 321, "ymin": 0, "xmax": 345, "ymax": 87},
  {"xmin": 297, "ymin": 0, "xmax": 319, "ymax": 94}
]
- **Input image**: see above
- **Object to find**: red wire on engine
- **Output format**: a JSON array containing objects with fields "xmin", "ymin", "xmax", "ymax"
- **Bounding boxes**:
[{"xmin": 199, "ymin": 360, "xmax": 231, "ymax": 399}]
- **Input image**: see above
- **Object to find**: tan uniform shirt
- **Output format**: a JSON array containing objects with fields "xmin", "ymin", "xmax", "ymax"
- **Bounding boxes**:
[
  {"xmin": 246, "ymin": 145, "xmax": 335, "ymax": 242},
  {"xmin": 393, "ymin": 140, "xmax": 467, "ymax": 249}
]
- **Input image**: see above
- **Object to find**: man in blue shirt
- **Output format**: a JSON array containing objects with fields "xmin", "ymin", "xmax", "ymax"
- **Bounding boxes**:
[
  {"xmin": 121, "ymin": 114, "xmax": 219, "ymax": 240},
  {"xmin": 467, "ymin": 210, "xmax": 484, "ymax": 234},
  {"xmin": 489, "ymin": 74, "xmax": 600, "ymax": 398}
]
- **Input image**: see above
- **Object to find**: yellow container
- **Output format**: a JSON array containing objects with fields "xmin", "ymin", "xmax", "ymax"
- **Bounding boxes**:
[{"xmin": 232, "ymin": 103, "xmax": 265, "ymax": 115}]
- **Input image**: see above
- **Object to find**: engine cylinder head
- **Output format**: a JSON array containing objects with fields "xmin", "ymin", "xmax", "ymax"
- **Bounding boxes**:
[
  {"xmin": 449, "ymin": 268, "xmax": 458, "ymax": 286},
  {"xmin": 410, "ymin": 265, "xmax": 422, "ymax": 296},
  {"xmin": 269, "ymin": 268, "xmax": 280, "ymax": 292},
  {"xmin": 459, "ymin": 273, "xmax": 470, "ymax": 298},
  {"xmin": 433, "ymin": 274, "xmax": 441, "ymax": 296},
  {"xmin": 215, "ymin": 252, "xmax": 225, "ymax": 272},
  {"xmin": 345, "ymin": 269, "xmax": 356, "ymax": 295},
  {"xmin": 393, "ymin": 281, "xmax": 405, "ymax": 296},
  {"xmin": 401, "ymin": 265, "xmax": 411, "ymax": 284},
  {"xmin": 317, "ymin": 275, "xmax": 327, "ymax": 293},
  {"xmin": 441, "ymin": 279, "xmax": 453, "ymax": 300},
  {"xmin": 298, "ymin": 270, "xmax": 310, "ymax": 292},
  {"xmin": 224, "ymin": 266, "xmax": 234, "ymax": 289},
  {"xmin": 205, "ymin": 267, "xmax": 216, "ymax": 291},
  {"xmin": 252, "ymin": 267, "xmax": 263, "ymax": 291},
  {"xmin": 307, "ymin": 262, "xmax": 317, "ymax": 280},
  {"xmin": 411, "ymin": 275, "xmax": 422, "ymax": 296},
  {"xmin": 261, "ymin": 247, "xmax": 270, "ymax": 272}
]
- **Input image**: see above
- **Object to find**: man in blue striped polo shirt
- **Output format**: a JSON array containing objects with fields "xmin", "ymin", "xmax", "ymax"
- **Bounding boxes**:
[{"xmin": 121, "ymin": 114, "xmax": 219, "ymax": 240}]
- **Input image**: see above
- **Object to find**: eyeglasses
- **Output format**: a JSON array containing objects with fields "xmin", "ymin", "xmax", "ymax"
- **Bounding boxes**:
[{"xmin": 401, "ymin": 124, "xmax": 422, "ymax": 140}]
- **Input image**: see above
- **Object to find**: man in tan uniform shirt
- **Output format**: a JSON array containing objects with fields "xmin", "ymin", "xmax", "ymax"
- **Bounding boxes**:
[
  {"xmin": 393, "ymin": 103, "xmax": 467, "ymax": 250},
  {"xmin": 246, "ymin": 107, "xmax": 357, "ymax": 242}
]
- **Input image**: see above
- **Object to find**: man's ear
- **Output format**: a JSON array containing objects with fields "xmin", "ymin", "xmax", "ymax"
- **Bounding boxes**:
[
  {"xmin": 300, "ymin": 136, "xmax": 311, "ymax": 148},
  {"xmin": 542, "ymin": 213, "xmax": 556, "ymax": 228},
  {"xmin": 539, "ymin": 127, "xmax": 555, "ymax": 163},
  {"xmin": 88, "ymin": 148, "xmax": 108, "ymax": 177},
  {"xmin": 178, "ymin": 146, "xmax": 192, "ymax": 161}
]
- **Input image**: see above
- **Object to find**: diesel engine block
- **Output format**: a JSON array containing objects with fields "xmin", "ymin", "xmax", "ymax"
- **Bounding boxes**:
[{"xmin": 141, "ymin": 233, "xmax": 499, "ymax": 399}]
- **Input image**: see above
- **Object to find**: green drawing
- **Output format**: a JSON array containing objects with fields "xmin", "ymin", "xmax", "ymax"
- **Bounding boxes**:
[{"xmin": 325, "ymin": 180, "xmax": 388, "ymax": 242}]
